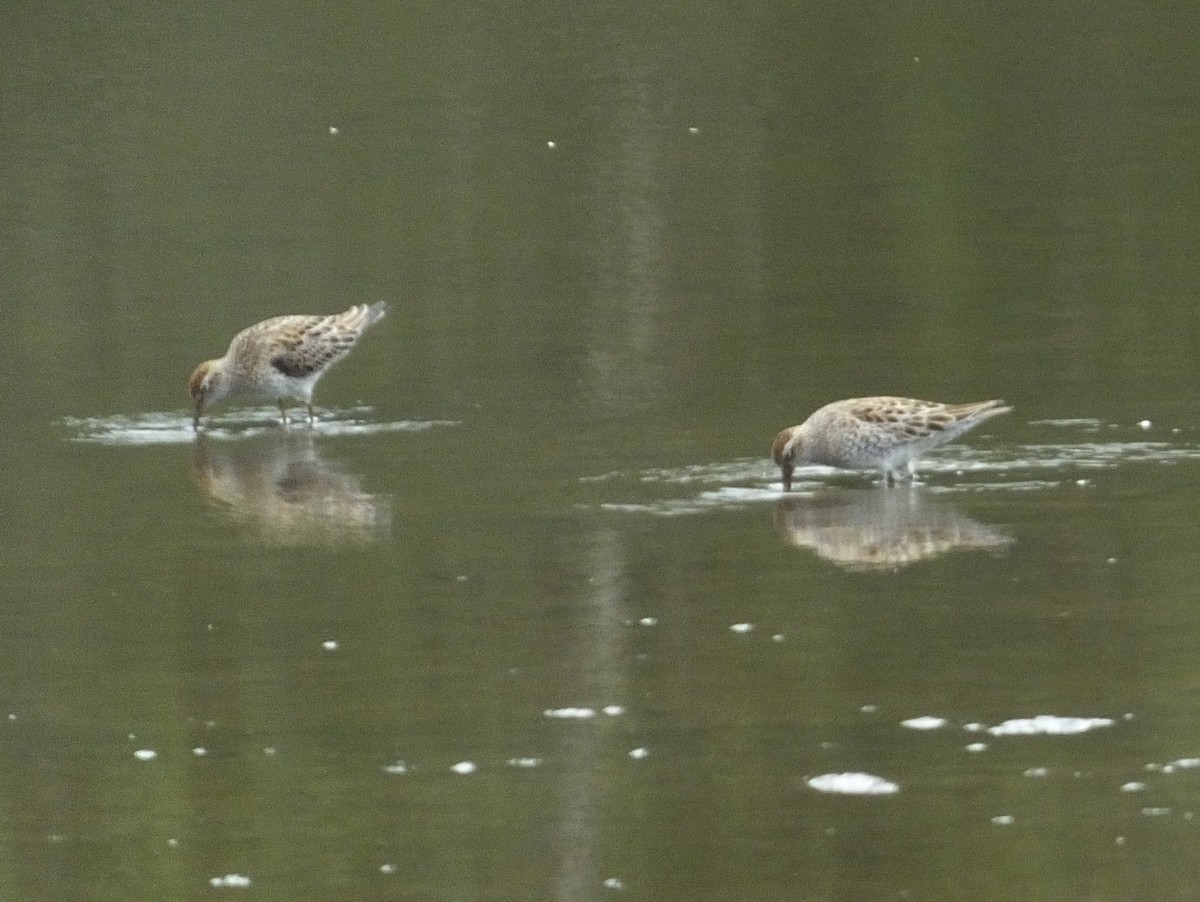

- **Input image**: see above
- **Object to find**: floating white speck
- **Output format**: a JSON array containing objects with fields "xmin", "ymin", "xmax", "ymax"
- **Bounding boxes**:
[
  {"xmin": 192, "ymin": 747, "xmax": 207, "ymax": 757},
  {"xmin": 860, "ymin": 704, "xmax": 878, "ymax": 714},
  {"xmin": 322, "ymin": 640, "xmax": 338, "ymax": 651},
  {"xmin": 1107, "ymin": 558, "xmax": 1117, "ymax": 564},
  {"xmin": 1142, "ymin": 807, "xmax": 1171, "ymax": 817},
  {"xmin": 730, "ymin": 622, "xmax": 753, "ymax": 634},
  {"xmin": 1138, "ymin": 420, "xmax": 1152, "ymax": 430},
  {"xmin": 329, "ymin": 126, "xmax": 339, "ymax": 135},
  {"xmin": 638, "ymin": 617, "xmax": 658, "ymax": 626},
  {"xmin": 628, "ymin": 747, "xmax": 649, "ymax": 760},
  {"xmin": 210, "ymin": 873, "xmax": 251, "ymax": 888},
  {"xmin": 602, "ymin": 705, "xmax": 624, "ymax": 716},
  {"xmin": 987, "ymin": 715, "xmax": 1114, "ymax": 736},
  {"xmin": 546, "ymin": 140, "xmax": 556, "ymax": 149},
  {"xmin": 963, "ymin": 722, "xmax": 985, "ymax": 733},
  {"xmin": 901, "ymin": 716, "xmax": 946, "ymax": 731},
  {"xmin": 1075, "ymin": 479, "xmax": 1090, "ymax": 486},
  {"xmin": 603, "ymin": 876, "xmax": 625, "ymax": 890},
  {"xmin": 806, "ymin": 773, "xmax": 899, "ymax": 795},
  {"xmin": 1024, "ymin": 766, "xmax": 1049, "ymax": 778},
  {"xmin": 7, "ymin": 713, "xmax": 16, "ymax": 721},
  {"xmin": 991, "ymin": 815, "xmax": 1015, "ymax": 825},
  {"xmin": 544, "ymin": 707, "xmax": 596, "ymax": 719},
  {"xmin": 380, "ymin": 863, "xmax": 396, "ymax": 875},
  {"xmin": 772, "ymin": 633, "xmax": 785, "ymax": 642},
  {"xmin": 1121, "ymin": 782, "xmax": 1147, "ymax": 792},
  {"xmin": 383, "ymin": 761, "xmax": 409, "ymax": 775},
  {"xmin": 167, "ymin": 838, "xmax": 180, "ymax": 848},
  {"xmin": 1159, "ymin": 758, "xmax": 1200, "ymax": 774},
  {"xmin": 263, "ymin": 747, "xmax": 277, "ymax": 756},
  {"xmin": 507, "ymin": 757, "xmax": 542, "ymax": 768},
  {"xmin": 966, "ymin": 742, "xmax": 988, "ymax": 753},
  {"xmin": 451, "ymin": 761, "xmax": 477, "ymax": 775},
  {"xmin": 687, "ymin": 126, "xmax": 699, "ymax": 134},
  {"xmin": 134, "ymin": 749, "xmax": 157, "ymax": 761}
]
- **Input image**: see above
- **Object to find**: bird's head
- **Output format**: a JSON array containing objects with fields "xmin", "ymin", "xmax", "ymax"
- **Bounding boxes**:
[
  {"xmin": 188, "ymin": 360, "xmax": 224, "ymax": 429},
  {"xmin": 771, "ymin": 427, "xmax": 802, "ymax": 492}
]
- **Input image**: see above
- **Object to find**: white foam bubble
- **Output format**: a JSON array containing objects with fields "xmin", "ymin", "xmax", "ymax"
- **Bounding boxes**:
[
  {"xmin": 987, "ymin": 715, "xmax": 1115, "ymax": 736},
  {"xmin": 901, "ymin": 716, "xmax": 947, "ymax": 731},
  {"xmin": 209, "ymin": 873, "xmax": 252, "ymax": 888},
  {"xmin": 806, "ymin": 772, "xmax": 899, "ymax": 795},
  {"xmin": 544, "ymin": 707, "xmax": 596, "ymax": 719}
]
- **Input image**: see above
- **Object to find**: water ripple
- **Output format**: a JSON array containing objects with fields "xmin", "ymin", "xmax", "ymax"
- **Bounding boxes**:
[{"xmin": 61, "ymin": 408, "xmax": 459, "ymax": 445}]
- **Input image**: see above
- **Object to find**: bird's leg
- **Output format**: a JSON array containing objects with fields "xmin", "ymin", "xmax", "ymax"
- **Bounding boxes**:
[
  {"xmin": 278, "ymin": 401, "xmax": 289, "ymax": 425},
  {"xmin": 885, "ymin": 470, "xmax": 897, "ymax": 488},
  {"xmin": 306, "ymin": 403, "xmax": 315, "ymax": 425}
]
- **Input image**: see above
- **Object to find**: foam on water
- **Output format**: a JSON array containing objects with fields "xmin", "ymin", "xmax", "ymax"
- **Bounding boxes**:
[
  {"xmin": 895, "ymin": 713, "xmax": 1116, "ymax": 737},
  {"xmin": 1027, "ymin": 418, "xmax": 1104, "ymax": 428},
  {"xmin": 598, "ymin": 481, "xmax": 788, "ymax": 516},
  {"xmin": 806, "ymin": 772, "xmax": 900, "ymax": 795},
  {"xmin": 987, "ymin": 715, "xmax": 1115, "ymax": 736},
  {"xmin": 901, "ymin": 716, "xmax": 948, "ymax": 731},
  {"xmin": 62, "ymin": 408, "xmax": 459, "ymax": 445}
]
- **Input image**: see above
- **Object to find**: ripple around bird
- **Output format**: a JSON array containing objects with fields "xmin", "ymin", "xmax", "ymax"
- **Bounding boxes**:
[
  {"xmin": 585, "ymin": 420, "xmax": 1200, "ymax": 516},
  {"xmin": 61, "ymin": 408, "xmax": 460, "ymax": 445}
]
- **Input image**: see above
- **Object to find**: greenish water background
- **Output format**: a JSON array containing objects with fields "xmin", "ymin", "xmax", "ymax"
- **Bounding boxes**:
[{"xmin": 4, "ymin": 2, "xmax": 1200, "ymax": 899}]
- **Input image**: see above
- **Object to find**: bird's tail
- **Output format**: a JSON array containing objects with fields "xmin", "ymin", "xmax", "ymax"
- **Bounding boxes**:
[
  {"xmin": 338, "ymin": 301, "xmax": 389, "ymax": 332},
  {"xmin": 364, "ymin": 301, "xmax": 389, "ymax": 327},
  {"xmin": 950, "ymin": 399, "xmax": 1012, "ymax": 422}
]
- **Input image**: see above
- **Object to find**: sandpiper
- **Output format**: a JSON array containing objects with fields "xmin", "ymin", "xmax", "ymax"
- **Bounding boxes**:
[
  {"xmin": 189, "ymin": 302, "xmax": 388, "ymax": 429},
  {"xmin": 771, "ymin": 397, "xmax": 1011, "ymax": 490}
]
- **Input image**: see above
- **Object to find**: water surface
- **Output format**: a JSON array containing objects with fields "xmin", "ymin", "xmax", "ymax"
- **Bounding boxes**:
[{"xmin": 4, "ymin": 2, "xmax": 1200, "ymax": 900}]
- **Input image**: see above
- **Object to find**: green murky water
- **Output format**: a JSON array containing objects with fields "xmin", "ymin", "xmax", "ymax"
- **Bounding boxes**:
[{"xmin": 4, "ymin": 2, "xmax": 1200, "ymax": 899}]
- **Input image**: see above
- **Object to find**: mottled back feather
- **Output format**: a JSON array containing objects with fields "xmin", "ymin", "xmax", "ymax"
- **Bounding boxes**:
[{"xmin": 227, "ymin": 303, "xmax": 387, "ymax": 381}]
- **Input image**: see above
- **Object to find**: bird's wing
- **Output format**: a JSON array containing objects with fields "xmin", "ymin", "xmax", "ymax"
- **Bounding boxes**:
[
  {"xmin": 232, "ymin": 306, "xmax": 378, "ymax": 380},
  {"xmin": 841, "ymin": 397, "xmax": 957, "ymax": 438}
]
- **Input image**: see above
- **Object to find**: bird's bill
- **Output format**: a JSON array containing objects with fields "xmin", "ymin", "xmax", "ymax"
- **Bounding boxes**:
[{"xmin": 780, "ymin": 462, "xmax": 794, "ymax": 492}]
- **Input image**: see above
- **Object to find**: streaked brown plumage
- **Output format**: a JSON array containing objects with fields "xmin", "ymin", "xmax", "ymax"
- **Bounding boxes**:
[
  {"xmin": 771, "ymin": 397, "xmax": 1011, "ymax": 490},
  {"xmin": 189, "ymin": 302, "xmax": 388, "ymax": 428}
]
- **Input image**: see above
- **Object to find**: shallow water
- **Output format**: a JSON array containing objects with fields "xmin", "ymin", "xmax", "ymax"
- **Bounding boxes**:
[
  {"xmin": 6, "ymin": 2, "xmax": 1200, "ymax": 900},
  {"xmin": 62, "ymin": 408, "xmax": 459, "ymax": 445}
]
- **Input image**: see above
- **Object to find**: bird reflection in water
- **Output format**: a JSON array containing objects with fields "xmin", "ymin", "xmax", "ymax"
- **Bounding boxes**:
[
  {"xmin": 192, "ymin": 432, "xmax": 391, "ymax": 545},
  {"xmin": 773, "ymin": 489, "xmax": 1013, "ymax": 571}
]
